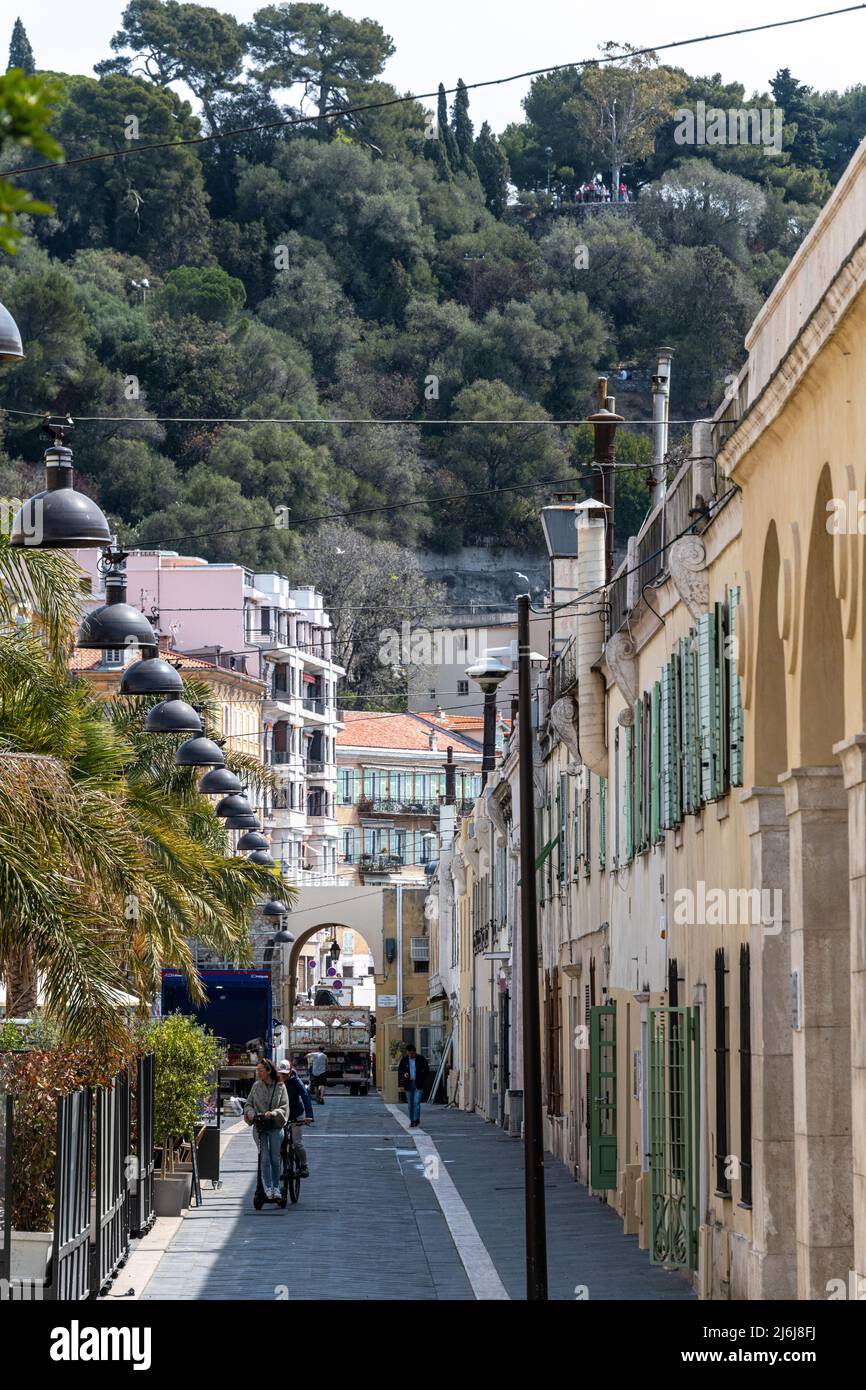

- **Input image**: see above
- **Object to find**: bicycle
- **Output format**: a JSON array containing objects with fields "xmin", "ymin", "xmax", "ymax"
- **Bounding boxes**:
[{"xmin": 280, "ymin": 1123, "xmax": 303, "ymax": 1206}]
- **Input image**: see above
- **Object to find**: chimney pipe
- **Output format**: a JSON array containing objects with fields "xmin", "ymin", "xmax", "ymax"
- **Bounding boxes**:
[
  {"xmin": 587, "ymin": 376, "xmax": 623, "ymax": 584},
  {"xmin": 649, "ymin": 347, "xmax": 673, "ymax": 502},
  {"xmin": 444, "ymin": 745, "xmax": 456, "ymax": 805}
]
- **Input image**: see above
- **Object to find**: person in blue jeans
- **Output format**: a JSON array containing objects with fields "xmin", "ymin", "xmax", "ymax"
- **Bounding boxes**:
[
  {"xmin": 243, "ymin": 1059, "xmax": 289, "ymax": 1198},
  {"xmin": 397, "ymin": 1045, "xmax": 430, "ymax": 1128}
]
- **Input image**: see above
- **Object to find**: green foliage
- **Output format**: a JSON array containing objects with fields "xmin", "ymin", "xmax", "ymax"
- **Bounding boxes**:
[
  {"xmin": 143, "ymin": 1012, "xmax": 224, "ymax": 1152},
  {"xmin": 159, "ymin": 265, "xmax": 246, "ymax": 323},
  {"xmin": 0, "ymin": 67, "xmax": 62, "ymax": 252}
]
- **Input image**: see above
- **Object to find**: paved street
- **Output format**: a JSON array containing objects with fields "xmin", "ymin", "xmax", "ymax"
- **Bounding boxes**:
[{"xmin": 137, "ymin": 1094, "xmax": 694, "ymax": 1301}]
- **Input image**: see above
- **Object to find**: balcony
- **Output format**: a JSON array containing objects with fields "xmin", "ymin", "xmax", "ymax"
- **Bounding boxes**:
[
  {"xmin": 356, "ymin": 797, "xmax": 442, "ymax": 817},
  {"xmin": 305, "ymin": 760, "xmax": 333, "ymax": 780},
  {"xmin": 358, "ymin": 853, "xmax": 403, "ymax": 879},
  {"xmin": 553, "ymin": 635, "xmax": 578, "ymax": 699},
  {"xmin": 303, "ymin": 696, "xmax": 325, "ymax": 715}
]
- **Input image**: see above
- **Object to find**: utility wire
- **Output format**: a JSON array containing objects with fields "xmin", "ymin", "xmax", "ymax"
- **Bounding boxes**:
[
  {"xmin": 5, "ymin": 5, "xmax": 864, "ymax": 178},
  {"xmin": 0, "ymin": 405, "xmax": 732, "ymax": 428}
]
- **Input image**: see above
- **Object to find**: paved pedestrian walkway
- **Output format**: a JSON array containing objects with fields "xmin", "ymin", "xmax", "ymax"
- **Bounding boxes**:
[{"xmin": 136, "ymin": 1093, "xmax": 694, "ymax": 1301}]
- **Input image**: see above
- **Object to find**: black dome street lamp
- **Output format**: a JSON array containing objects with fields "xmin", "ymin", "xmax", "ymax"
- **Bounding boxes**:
[
  {"xmin": 224, "ymin": 812, "xmax": 259, "ymax": 830},
  {"xmin": 199, "ymin": 767, "xmax": 242, "ymax": 795},
  {"xmin": 215, "ymin": 792, "xmax": 252, "ymax": 818},
  {"xmin": 247, "ymin": 849, "xmax": 275, "ymax": 867},
  {"xmin": 143, "ymin": 694, "xmax": 203, "ymax": 734},
  {"xmin": 175, "ymin": 735, "xmax": 225, "ymax": 768},
  {"xmin": 273, "ymin": 928, "xmax": 294, "ymax": 943},
  {"xmin": 261, "ymin": 898, "xmax": 290, "ymax": 918},
  {"xmin": 77, "ymin": 546, "xmax": 159, "ymax": 652},
  {"xmin": 120, "ymin": 656, "xmax": 184, "ymax": 696},
  {"xmin": 0, "ymin": 298, "xmax": 24, "ymax": 362},
  {"xmin": 237, "ymin": 830, "xmax": 269, "ymax": 851},
  {"xmin": 10, "ymin": 418, "xmax": 113, "ymax": 549}
]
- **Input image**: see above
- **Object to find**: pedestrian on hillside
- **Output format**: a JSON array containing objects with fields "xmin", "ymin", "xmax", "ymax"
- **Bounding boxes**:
[
  {"xmin": 307, "ymin": 1047, "xmax": 329, "ymax": 1103},
  {"xmin": 277, "ymin": 1059, "xmax": 314, "ymax": 1178},
  {"xmin": 398, "ymin": 1044, "xmax": 430, "ymax": 1128},
  {"xmin": 243, "ymin": 1059, "xmax": 289, "ymax": 1199}
]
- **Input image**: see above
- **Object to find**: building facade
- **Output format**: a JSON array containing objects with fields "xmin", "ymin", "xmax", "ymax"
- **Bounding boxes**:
[
  {"xmin": 433, "ymin": 125, "xmax": 866, "ymax": 1302},
  {"xmin": 336, "ymin": 711, "xmax": 482, "ymax": 882}
]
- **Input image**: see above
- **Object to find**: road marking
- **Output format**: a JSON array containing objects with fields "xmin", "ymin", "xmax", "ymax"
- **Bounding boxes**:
[{"xmin": 386, "ymin": 1105, "xmax": 509, "ymax": 1301}]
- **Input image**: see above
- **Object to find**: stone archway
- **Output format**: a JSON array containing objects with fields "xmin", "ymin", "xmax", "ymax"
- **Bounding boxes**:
[
  {"xmin": 742, "ymin": 520, "xmax": 795, "ymax": 1299},
  {"xmin": 782, "ymin": 463, "xmax": 851, "ymax": 1299}
]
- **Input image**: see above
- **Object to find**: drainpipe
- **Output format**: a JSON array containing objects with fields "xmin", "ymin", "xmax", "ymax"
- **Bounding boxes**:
[
  {"xmin": 396, "ymin": 880, "xmax": 404, "ymax": 1016},
  {"xmin": 649, "ymin": 347, "xmax": 673, "ymax": 506}
]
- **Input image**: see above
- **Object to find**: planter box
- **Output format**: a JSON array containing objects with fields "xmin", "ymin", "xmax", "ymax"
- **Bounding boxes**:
[
  {"xmin": 10, "ymin": 1230, "xmax": 52, "ymax": 1283},
  {"xmin": 153, "ymin": 1176, "xmax": 190, "ymax": 1217}
]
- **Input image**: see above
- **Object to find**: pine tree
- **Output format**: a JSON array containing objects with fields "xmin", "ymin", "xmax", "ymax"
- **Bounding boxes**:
[
  {"xmin": 7, "ymin": 17, "xmax": 35, "ymax": 74},
  {"xmin": 474, "ymin": 122, "xmax": 510, "ymax": 217},
  {"xmin": 452, "ymin": 78, "xmax": 475, "ymax": 173}
]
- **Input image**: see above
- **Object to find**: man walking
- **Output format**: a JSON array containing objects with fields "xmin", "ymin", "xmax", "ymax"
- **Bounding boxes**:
[
  {"xmin": 307, "ymin": 1046, "xmax": 329, "ymax": 1103},
  {"xmin": 397, "ymin": 1044, "xmax": 430, "ymax": 1128}
]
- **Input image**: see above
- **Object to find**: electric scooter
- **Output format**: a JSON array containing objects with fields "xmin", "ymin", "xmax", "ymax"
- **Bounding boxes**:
[{"xmin": 253, "ymin": 1121, "xmax": 287, "ymax": 1211}]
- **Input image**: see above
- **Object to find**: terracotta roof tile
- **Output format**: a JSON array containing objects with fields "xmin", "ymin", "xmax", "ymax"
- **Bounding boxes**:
[{"xmin": 337, "ymin": 710, "xmax": 479, "ymax": 755}]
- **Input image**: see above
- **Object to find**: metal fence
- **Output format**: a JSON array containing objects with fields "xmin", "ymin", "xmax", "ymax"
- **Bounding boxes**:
[
  {"xmin": 0, "ymin": 1053, "xmax": 156, "ymax": 1301},
  {"xmin": 0, "ymin": 1092, "xmax": 11, "ymax": 1285},
  {"xmin": 130, "ymin": 1052, "xmax": 156, "ymax": 1237},
  {"xmin": 92, "ymin": 1069, "xmax": 131, "ymax": 1297},
  {"xmin": 52, "ymin": 1087, "xmax": 93, "ymax": 1301}
]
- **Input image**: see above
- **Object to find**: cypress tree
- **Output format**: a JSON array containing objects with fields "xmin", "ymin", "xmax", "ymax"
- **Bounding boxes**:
[
  {"xmin": 436, "ymin": 82, "xmax": 459, "ymax": 172},
  {"xmin": 452, "ymin": 78, "xmax": 475, "ymax": 173},
  {"xmin": 7, "ymin": 17, "xmax": 35, "ymax": 74},
  {"xmin": 474, "ymin": 122, "xmax": 510, "ymax": 217}
]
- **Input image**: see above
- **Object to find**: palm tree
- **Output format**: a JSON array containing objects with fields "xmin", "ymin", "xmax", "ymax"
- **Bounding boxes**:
[{"xmin": 0, "ymin": 536, "xmax": 288, "ymax": 1048}]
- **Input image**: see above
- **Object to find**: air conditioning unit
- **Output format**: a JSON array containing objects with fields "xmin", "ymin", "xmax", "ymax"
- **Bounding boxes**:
[{"xmin": 409, "ymin": 937, "xmax": 429, "ymax": 962}]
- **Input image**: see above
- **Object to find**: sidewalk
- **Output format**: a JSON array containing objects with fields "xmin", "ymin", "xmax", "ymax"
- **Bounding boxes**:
[{"xmin": 130, "ymin": 1094, "xmax": 694, "ymax": 1301}]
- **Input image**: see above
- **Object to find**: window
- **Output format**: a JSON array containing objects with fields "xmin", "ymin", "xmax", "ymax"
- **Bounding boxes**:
[
  {"xmin": 598, "ymin": 777, "xmax": 606, "ymax": 868},
  {"xmin": 739, "ymin": 944, "xmax": 752, "ymax": 1207},
  {"xmin": 714, "ymin": 947, "xmax": 730, "ymax": 1196},
  {"xmin": 457, "ymin": 680, "xmax": 469, "ymax": 696},
  {"xmin": 102, "ymin": 648, "xmax": 125, "ymax": 667},
  {"xmin": 261, "ymin": 607, "xmax": 270, "ymax": 635}
]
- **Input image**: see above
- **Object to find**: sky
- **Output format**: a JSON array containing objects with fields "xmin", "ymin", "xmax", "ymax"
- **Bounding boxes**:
[{"xmin": 9, "ymin": 0, "xmax": 866, "ymax": 135}]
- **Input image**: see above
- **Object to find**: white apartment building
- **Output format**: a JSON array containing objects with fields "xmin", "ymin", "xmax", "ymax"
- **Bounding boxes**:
[{"xmin": 243, "ymin": 576, "xmax": 345, "ymax": 883}]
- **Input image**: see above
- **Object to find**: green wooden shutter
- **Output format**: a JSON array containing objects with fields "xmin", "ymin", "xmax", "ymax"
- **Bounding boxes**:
[
  {"xmin": 590, "ymin": 1004, "xmax": 617, "ymax": 1189},
  {"xmin": 728, "ymin": 586, "xmax": 744, "ymax": 787},
  {"xmin": 625, "ymin": 725, "xmax": 633, "ymax": 860},
  {"xmin": 715, "ymin": 601, "xmax": 728, "ymax": 795},
  {"xmin": 651, "ymin": 680, "xmax": 661, "ymax": 843},
  {"xmin": 697, "ymin": 611, "xmax": 725, "ymax": 801},
  {"xmin": 661, "ymin": 665, "xmax": 674, "ymax": 828},
  {"xmin": 633, "ymin": 698, "xmax": 644, "ymax": 852},
  {"xmin": 598, "ymin": 776, "xmax": 606, "ymax": 868},
  {"xmin": 681, "ymin": 634, "xmax": 699, "ymax": 814},
  {"xmin": 573, "ymin": 781, "xmax": 581, "ymax": 876},
  {"xmin": 546, "ymin": 797, "xmax": 553, "ymax": 897},
  {"xmin": 584, "ymin": 778, "xmax": 592, "ymax": 877},
  {"xmin": 559, "ymin": 772, "xmax": 568, "ymax": 881}
]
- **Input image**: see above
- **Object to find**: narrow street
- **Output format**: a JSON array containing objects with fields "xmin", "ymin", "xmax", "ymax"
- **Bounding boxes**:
[{"xmin": 135, "ymin": 1096, "xmax": 694, "ymax": 1301}]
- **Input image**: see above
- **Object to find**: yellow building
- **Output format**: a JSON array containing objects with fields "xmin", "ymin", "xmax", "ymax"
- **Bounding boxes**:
[{"xmin": 441, "ymin": 127, "xmax": 866, "ymax": 1302}]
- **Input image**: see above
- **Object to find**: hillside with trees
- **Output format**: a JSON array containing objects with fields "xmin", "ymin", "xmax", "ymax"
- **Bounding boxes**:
[{"xmin": 2, "ymin": 4, "xmax": 866, "ymax": 578}]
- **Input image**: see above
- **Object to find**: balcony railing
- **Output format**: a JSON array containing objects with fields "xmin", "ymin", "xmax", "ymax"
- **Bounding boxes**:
[
  {"xmin": 305, "ymin": 760, "xmax": 327, "ymax": 776},
  {"xmin": 272, "ymin": 751, "xmax": 294, "ymax": 764},
  {"xmin": 303, "ymin": 696, "xmax": 325, "ymax": 714},
  {"xmin": 359, "ymin": 853, "xmax": 403, "ymax": 875},
  {"xmin": 356, "ymin": 796, "xmax": 442, "ymax": 816},
  {"xmin": 553, "ymin": 635, "xmax": 578, "ymax": 699}
]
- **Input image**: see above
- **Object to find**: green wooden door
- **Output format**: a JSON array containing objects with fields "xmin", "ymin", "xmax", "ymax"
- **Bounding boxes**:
[
  {"xmin": 648, "ymin": 1006, "xmax": 700, "ymax": 1269},
  {"xmin": 589, "ymin": 1003, "xmax": 617, "ymax": 1189}
]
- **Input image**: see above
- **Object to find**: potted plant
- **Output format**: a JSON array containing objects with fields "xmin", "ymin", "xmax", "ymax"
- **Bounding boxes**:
[{"xmin": 143, "ymin": 1013, "xmax": 223, "ymax": 1217}]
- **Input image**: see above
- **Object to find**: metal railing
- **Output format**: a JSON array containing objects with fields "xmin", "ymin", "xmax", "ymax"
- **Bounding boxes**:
[
  {"xmin": 52, "ymin": 1087, "xmax": 93, "ymax": 1300},
  {"xmin": 92, "ymin": 1069, "xmax": 131, "ymax": 1297},
  {"xmin": 303, "ymin": 696, "xmax": 325, "ymax": 714},
  {"xmin": 357, "ymin": 796, "xmax": 442, "ymax": 816},
  {"xmin": 607, "ymin": 462, "xmax": 699, "ymax": 639},
  {"xmin": 130, "ymin": 1053, "xmax": 155, "ymax": 1238},
  {"xmin": 553, "ymin": 635, "xmax": 578, "ymax": 699}
]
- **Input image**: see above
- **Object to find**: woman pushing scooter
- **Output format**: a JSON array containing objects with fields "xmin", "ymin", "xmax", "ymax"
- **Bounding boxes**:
[{"xmin": 244, "ymin": 1058, "xmax": 289, "ymax": 1201}]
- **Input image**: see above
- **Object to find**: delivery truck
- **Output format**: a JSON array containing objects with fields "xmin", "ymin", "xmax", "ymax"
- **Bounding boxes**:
[{"xmin": 160, "ymin": 968, "xmax": 274, "ymax": 1097}]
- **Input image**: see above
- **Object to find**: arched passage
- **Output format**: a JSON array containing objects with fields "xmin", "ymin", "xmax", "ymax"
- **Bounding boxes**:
[{"xmin": 784, "ymin": 462, "xmax": 851, "ymax": 1297}]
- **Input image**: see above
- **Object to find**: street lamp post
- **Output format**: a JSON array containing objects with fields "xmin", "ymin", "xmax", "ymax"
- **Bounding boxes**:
[
  {"xmin": 466, "ymin": 652, "xmax": 509, "ymax": 790},
  {"xmin": 516, "ymin": 594, "xmax": 548, "ymax": 1301}
]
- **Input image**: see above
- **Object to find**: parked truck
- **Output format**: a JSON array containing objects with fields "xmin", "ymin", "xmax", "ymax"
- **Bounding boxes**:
[
  {"xmin": 290, "ymin": 1003, "xmax": 373, "ymax": 1095},
  {"xmin": 160, "ymin": 968, "xmax": 274, "ymax": 1098}
]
